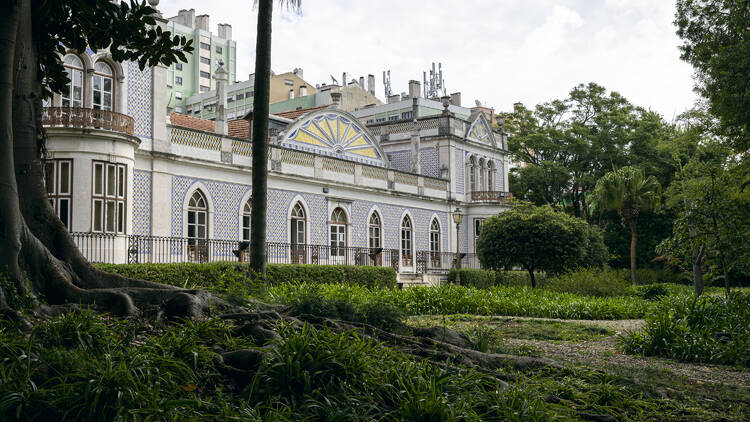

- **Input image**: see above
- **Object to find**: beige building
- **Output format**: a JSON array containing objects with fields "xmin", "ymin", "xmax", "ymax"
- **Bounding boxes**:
[{"xmin": 269, "ymin": 69, "xmax": 316, "ymax": 104}]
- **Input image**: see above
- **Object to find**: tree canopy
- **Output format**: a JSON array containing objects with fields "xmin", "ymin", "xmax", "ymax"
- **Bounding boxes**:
[
  {"xmin": 676, "ymin": 0, "xmax": 750, "ymax": 150},
  {"xmin": 476, "ymin": 204, "xmax": 606, "ymax": 287}
]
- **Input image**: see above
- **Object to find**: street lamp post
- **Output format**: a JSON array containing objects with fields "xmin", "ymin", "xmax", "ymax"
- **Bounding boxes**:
[{"xmin": 452, "ymin": 207, "xmax": 463, "ymax": 285}]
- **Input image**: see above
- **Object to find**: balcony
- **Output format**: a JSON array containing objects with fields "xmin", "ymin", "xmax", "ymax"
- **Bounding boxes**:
[
  {"xmin": 470, "ymin": 191, "xmax": 513, "ymax": 203},
  {"xmin": 42, "ymin": 107, "xmax": 135, "ymax": 136}
]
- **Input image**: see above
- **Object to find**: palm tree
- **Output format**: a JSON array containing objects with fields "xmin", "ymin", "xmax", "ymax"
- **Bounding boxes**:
[
  {"xmin": 592, "ymin": 166, "xmax": 661, "ymax": 285},
  {"xmin": 250, "ymin": 0, "xmax": 301, "ymax": 278}
]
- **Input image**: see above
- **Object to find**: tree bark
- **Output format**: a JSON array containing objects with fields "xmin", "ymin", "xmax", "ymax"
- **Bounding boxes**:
[
  {"xmin": 628, "ymin": 218, "xmax": 638, "ymax": 285},
  {"xmin": 0, "ymin": 0, "xmax": 25, "ymax": 309},
  {"xmin": 249, "ymin": 0, "xmax": 273, "ymax": 278},
  {"xmin": 528, "ymin": 268, "xmax": 536, "ymax": 288},
  {"xmin": 692, "ymin": 244, "xmax": 704, "ymax": 296}
]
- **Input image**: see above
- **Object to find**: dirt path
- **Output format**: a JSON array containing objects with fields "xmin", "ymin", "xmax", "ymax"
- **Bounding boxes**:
[{"xmin": 497, "ymin": 317, "xmax": 750, "ymax": 389}]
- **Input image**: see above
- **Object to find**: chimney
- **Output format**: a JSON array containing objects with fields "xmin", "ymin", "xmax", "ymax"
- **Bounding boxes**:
[
  {"xmin": 217, "ymin": 24, "xmax": 232, "ymax": 40},
  {"xmin": 450, "ymin": 92, "xmax": 461, "ymax": 107},
  {"xmin": 367, "ymin": 74, "xmax": 375, "ymax": 95},
  {"xmin": 359, "ymin": 76, "xmax": 364, "ymax": 87},
  {"xmin": 195, "ymin": 14, "xmax": 209, "ymax": 31},
  {"xmin": 176, "ymin": 9, "xmax": 195, "ymax": 28},
  {"xmin": 213, "ymin": 62, "xmax": 229, "ymax": 135},
  {"xmin": 330, "ymin": 91, "xmax": 342, "ymax": 108},
  {"xmin": 408, "ymin": 80, "xmax": 421, "ymax": 99},
  {"xmin": 387, "ymin": 94, "xmax": 400, "ymax": 104},
  {"xmin": 293, "ymin": 68, "xmax": 303, "ymax": 79},
  {"xmin": 513, "ymin": 102, "xmax": 524, "ymax": 113},
  {"xmin": 342, "ymin": 72, "xmax": 346, "ymax": 87}
]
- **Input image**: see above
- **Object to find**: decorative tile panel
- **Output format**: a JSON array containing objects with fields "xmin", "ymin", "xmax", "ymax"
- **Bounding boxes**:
[
  {"xmin": 420, "ymin": 147, "xmax": 439, "ymax": 178},
  {"xmin": 388, "ymin": 150, "xmax": 411, "ymax": 172},
  {"xmin": 127, "ymin": 61, "xmax": 152, "ymax": 139},
  {"xmin": 171, "ymin": 127, "xmax": 221, "ymax": 151},
  {"xmin": 232, "ymin": 139, "xmax": 252, "ymax": 156},
  {"xmin": 132, "ymin": 170, "xmax": 152, "ymax": 236},
  {"xmin": 282, "ymin": 110, "xmax": 387, "ymax": 167},
  {"xmin": 170, "ymin": 176, "xmax": 251, "ymax": 240},
  {"xmin": 351, "ymin": 201, "xmax": 449, "ymax": 252}
]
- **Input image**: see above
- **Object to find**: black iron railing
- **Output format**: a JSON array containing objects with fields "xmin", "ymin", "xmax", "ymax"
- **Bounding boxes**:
[
  {"xmin": 71, "ymin": 233, "xmax": 478, "ymax": 273},
  {"xmin": 71, "ymin": 232, "xmax": 118, "ymax": 264}
]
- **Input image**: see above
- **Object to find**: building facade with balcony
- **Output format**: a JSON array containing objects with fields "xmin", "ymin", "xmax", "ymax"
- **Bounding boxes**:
[{"xmin": 42, "ymin": 43, "xmax": 512, "ymax": 284}]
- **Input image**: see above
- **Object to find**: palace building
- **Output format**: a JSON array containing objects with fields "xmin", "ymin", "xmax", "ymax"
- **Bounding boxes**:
[{"xmin": 42, "ymin": 21, "xmax": 512, "ymax": 285}]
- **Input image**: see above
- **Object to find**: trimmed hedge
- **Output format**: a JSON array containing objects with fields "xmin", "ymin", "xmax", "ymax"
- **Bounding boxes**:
[
  {"xmin": 447, "ymin": 269, "xmax": 540, "ymax": 288},
  {"xmin": 95, "ymin": 262, "xmax": 397, "ymax": 289}
]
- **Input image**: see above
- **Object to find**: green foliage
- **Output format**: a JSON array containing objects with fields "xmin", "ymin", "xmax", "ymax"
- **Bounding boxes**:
[
  {"xmin": 477, "ymin": 204, "xmax": 604, "ymax": 285},
  {"xmin": 621, "ymin": 292, "xmax": 750, "ymax": 366},
  {"xmin": 448, "ymin": 269, "xmax": 545, "ymax": 288},
  {"xmin": 268, "ymin": 282, "xmax": 650, "ymax": 320},
  {"xmin": 600, "ymin": 210, "xmax": 674, "ymax": 269},
  {"xmin": 591, "ymin": 166, "xmax": 662, "ymax": 219},
  {"xmin": 504, "ymin": 83, "xmax": 674, "ymax": 219},
  {"xmin": 675, "ymin": 0, "xmax": 750, "ymax": 150},
  {"xmin": 35, "ymin": 1, "xmax": 193, "ymax": 99},
  {"xmin": 0, "ymin": 274, "xmax": 36, "ymax": 311},
  {"xmin": 95, "ymin": 262, "xmax": 397, "ymax": 290},
  {"xmin": 540, "ymin": 267, "xmax": 632, "ymax": 297}
]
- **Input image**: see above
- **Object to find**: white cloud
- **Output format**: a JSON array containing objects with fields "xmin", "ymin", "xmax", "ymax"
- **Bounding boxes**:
[{"xmin": 158, "ymin": 0, "xmax": 697, "ymax": 119}]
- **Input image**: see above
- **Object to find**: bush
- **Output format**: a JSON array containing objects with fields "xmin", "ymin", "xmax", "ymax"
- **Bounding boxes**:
[
  {"xmin": 96, "ymin": 262, "xmax": 397, "ymax": 290},
  {"xmin": 447, "ymin": 268, "xmax": 496, "ymax": 289},
  {"xmin": 448, "ymin": 269, "xmax": 546, "ymax": 288},
  {"xmin": 620, "ymin": 291, "xmax": 750, "ymax": 366},
  {"xmin": 269, "ymin": 282, "xmax": 650, "ymax": 320},
  {"xmin": 539, "ymin": 268, "xmax": 631, "ymax": 297},
  {"xmin": 477, "ymin": 204, "xmax": 605, "ymax": 287}
]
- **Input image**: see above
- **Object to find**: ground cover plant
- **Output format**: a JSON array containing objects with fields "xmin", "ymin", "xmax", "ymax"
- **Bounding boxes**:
[
  {"xmin": 621, "ymin": 291, "xmax": 750, "ymax": 367},
  {"xmin": 2, "ymin": 309, "xmax": 747, "ymax": 421},
  {"xmin": 267, "ymin": 282, "xmax": 651, "ymax": 320}
]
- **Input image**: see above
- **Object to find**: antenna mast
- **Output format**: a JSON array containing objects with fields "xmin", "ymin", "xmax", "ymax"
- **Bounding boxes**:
[
  {"xmin": 383, "ymin": 70, "xmax": 392, "ymax": 98},
  {"xmin": 424, "ymin": 62, "xmax": 445, "ymax": 99}
]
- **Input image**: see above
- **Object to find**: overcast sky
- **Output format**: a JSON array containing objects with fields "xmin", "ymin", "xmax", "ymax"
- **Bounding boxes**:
[{"xmin": 158, "ymin": 0, "xmax": 697, "ymax": 120}]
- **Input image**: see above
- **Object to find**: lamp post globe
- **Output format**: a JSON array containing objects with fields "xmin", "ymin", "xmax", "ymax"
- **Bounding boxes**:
[{"xmin": 452, "ymin": 208, "xmax": 463, "ymax": 285}]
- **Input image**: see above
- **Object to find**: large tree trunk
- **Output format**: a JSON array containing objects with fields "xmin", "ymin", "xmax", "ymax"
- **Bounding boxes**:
[
  {"xmin": 528, "ymin": 268, "xmax": 536, "ymax": 288},
  {"xmin": 0, "ymin": 0, "xmax": 213, "ymax": 319},
  {"xmin": 627, "ymin": 218, "xmax": 638, "ymax": 285},
  {"xmin": 0, "ymin": 0, "xmax": 25, "ymax": 311},
  {"xmin": 692, "ymin": 245, "xmax": 704, "ymax": 296},
  {"xmin": 249, "ymin": 0, "xmax": 273, "ymax": 278}
]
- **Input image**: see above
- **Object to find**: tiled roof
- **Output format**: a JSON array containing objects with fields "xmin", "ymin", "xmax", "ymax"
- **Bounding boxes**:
[
  {"xmin": 228, "ymin": 119, "xmax": 249, "ymax": 139},
  {"xmin": 273, "ymin": 105, "xmax": 329, "ymax": 120},
  {"xmin": 169, "ymin": 113, "xmax": 214, "ymax": 132}
]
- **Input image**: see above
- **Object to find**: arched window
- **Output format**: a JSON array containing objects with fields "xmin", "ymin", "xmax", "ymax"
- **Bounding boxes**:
[
  {"xmin": 93, "ymin": 61, "xmax": 113, "ymax": 111},
  {"xmin": 368, "ymin": 212, "xmax": 381, "ymax": 249},
  {"xmin": 187, "ymin": 190, "xmax": 208, "ymax": 262},
  {"xmin": 290, "ymin": 202, "xmax": 306, "ymax": 263},
  {"xmin": 430, "ymin": 218, "xmax": 441, "ymax": 267},
  {"xmin": 330, "ymin": 207, "xmax": 347, "ymax": 260},
  {"xmin": 241, "ymin": 199, "xmax": 251, "ymax": 241},
  {"xmin": 62, "ymin": 55, "xmax": 84, "ymax": 108},
  {"xmin": 401, "ymin": 215, "xmax": 413, "ymax": 267}
]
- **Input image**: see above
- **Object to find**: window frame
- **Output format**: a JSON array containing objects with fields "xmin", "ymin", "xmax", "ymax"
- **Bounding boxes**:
[
  {"xmin": 45, "ymin": 159, "xmax": 74, "ymax": 230},
  {"xmin": 62, "ymin": 55, "xmax": 84, "ymax": 108},
  {"xmin": 91, "ymin": 160, "xmax": 127, "ymax": 234},
  {"xmin": 400, "ymin": 215, "xmax": 413, "ymax": 267},
  {"xmin": 92, "ymin": 61, "xmax": 114, "ymax": 111}
]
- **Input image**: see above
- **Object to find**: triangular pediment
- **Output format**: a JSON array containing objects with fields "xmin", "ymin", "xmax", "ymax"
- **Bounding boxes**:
[{"xmin": 465, "ymin": 113, "xmax": 496, "ymax": 146}]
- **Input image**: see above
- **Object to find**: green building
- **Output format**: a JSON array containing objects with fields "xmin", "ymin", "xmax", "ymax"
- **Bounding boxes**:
[{"xmin": 165, "ymin": 9, "xmax": 237, "ymax": 113}]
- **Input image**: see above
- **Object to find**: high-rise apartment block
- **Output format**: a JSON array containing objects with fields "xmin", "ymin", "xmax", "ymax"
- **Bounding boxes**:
[{"xmin": 165, "ymin": 9, "xmax": 237, "ymax": 113}]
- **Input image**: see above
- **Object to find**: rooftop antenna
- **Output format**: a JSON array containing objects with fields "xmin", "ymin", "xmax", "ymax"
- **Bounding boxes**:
[
  {"xmin": 424, "ymin": 62, "xmax": 446, "ymax": 99},
  {"xmin": 330, "ymin": 74, "xmax": 338, "ymax": 85},
  {"xmin": 383, "ymin": 70, "xmax": 392, "ymax": 98}
]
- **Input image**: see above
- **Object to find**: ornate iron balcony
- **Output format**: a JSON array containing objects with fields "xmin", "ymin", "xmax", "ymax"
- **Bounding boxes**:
[{"xmin": 42, "ymin": 107, "xmax": 135, "ymax": 136}]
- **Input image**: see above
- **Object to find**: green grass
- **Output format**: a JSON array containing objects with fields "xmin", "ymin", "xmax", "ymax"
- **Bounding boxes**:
[
  {"xmin": 1, "ymin": 309, "xmax": 747, "ymax": 420},
  {"xmin": 620, "ymin": 291, "xmax": 750, "ymax": 367},
  {"xmin": 408, "ymin": 315, "xmax": 613, "ymax": 342},
  {"xmin": 266, "ymin": 282, "xmax": 651, "ymax": 320}
]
